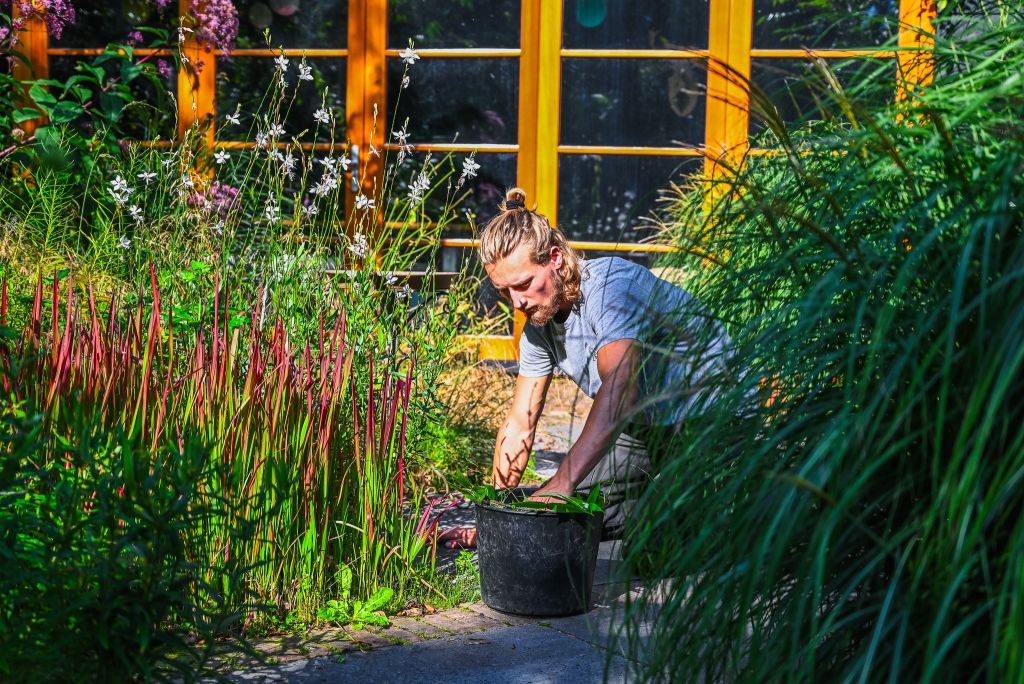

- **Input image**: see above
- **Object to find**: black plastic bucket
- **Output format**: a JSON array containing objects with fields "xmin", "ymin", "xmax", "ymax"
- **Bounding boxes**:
[{"xmin": 475, "ymin": 487, "xmax": 604, "ymax": 617}]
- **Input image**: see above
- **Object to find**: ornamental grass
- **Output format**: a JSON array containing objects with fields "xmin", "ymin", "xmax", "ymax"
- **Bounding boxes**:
[{"xmin": 619, "ymin": 4, "xmax": 1024, "ymax": 682}]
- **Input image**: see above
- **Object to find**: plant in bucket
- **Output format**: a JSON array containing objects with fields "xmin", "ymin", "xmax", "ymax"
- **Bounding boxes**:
[{"xmin": 464, "ymin": 484, "xmax": 605, "ymax": 617}]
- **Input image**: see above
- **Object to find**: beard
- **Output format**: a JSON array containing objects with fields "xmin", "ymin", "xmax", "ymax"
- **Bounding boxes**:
[{"xmin": 527, "ymin": 271, "xmax": 565, "ymax": 326}]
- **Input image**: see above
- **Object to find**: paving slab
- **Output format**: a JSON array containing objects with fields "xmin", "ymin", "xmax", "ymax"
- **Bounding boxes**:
[{"xmin": 229, "ymin": 623, "xmax": 632, "ymax": 683}]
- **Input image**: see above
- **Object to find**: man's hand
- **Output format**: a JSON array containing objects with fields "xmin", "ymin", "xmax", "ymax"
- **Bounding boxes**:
[{"xmin": 527, "ymin": 471, "xmax": 574, "ymax": 504}]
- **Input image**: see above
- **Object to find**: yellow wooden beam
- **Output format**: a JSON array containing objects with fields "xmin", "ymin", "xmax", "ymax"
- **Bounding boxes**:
[
  {"xmin": 725, "ymin": 0, "xmax": 754, "ymax": 160},
  {"xmin": 383, "ymin": 48, "xmax": 520, "ymax": 58},
  {"xmin": 434, "ymin": 238, "xmax": 678, "ymax": 253},
  {"xmin": 561, "ymin": 48, "xmax": 708, "ymax": 59},
  {"xmin": 558, "ymin": 145, "xmax": 703, "ymax": 157},
  {"xmin": 10, "ymin": 5, "xmax": 49, "ymax": 137},
  {"xmin": 177, "ymin": 0, "xmax": 216, "ymax": 149},
  {"xmin": 750, "ymin": 48, "xmax": 896, "ymax": 59},
  {"xmin": 457, "ymin": 335, "xmax": 518, "ymax": 362},
  {"xmin": 898, "ymin": 0, "xmax": 936, "ymax": 101}
]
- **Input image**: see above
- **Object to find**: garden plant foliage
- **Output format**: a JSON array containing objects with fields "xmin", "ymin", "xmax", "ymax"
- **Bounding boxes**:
[
  {"xmin": 621, "ymin": 5, "xmax": 1024, "ymax": 682},
  {"xmin": 0, "ymin": 17, "xmax": 488, "ymax": 678}
]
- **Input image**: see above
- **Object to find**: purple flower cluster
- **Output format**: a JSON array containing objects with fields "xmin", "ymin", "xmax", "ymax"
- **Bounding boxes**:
[
  {"xmin": 188, "ymin": 0, "xmax": 239, "ymax": 54},
  {"xmin": 2, "ymin": 0, "xmax": 77, "ymax": 47},
  {"xmin": 188, "ymin": 181, "xmax": 239, "ymax": 220}
]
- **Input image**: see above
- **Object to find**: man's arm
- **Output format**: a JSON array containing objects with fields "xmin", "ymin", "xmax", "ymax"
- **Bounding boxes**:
[
  {"xmin": 532, "ymin": 339, "xmax": 639, "ymax": 499},
  {"xmin": 493, "ymin": 372, "xmax": 552, "ymax": 488}
]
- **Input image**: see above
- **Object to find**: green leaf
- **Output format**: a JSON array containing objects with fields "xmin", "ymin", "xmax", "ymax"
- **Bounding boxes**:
[
  {"xmin": 50, "ymin": 101, "xmax": 85, "ymax": 124},
  {"xmin": 120, "ymin": 62, "xmax": 144, "ymax": 84},
  {"xmin": 13, "ymin": 108, "xmax": 42, "ymax": 124},
  {"xmin": 99, "ymin": 92, "xmax": 125, "ymax": 123},
  {"xmin": 28, "ymin": 83, "xmax": 57, "ymax": 106},
  {"xmin": 34, "ymin": 126, "xmax": 59, "ymax": 149},
  {"xmin": 362, "ymin": 587, "xmax": 394, "ymax": 613}
]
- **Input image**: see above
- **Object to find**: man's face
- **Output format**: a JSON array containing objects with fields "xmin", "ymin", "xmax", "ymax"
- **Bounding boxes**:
[{"xmin": 485, "ymin": 242, "xmax": 567, "ymax": 326}]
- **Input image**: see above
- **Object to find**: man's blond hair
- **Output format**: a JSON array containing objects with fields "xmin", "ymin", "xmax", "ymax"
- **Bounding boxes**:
[{"xmin": 477, "ymin": 187, "xmax": 583, "ymax": 307}]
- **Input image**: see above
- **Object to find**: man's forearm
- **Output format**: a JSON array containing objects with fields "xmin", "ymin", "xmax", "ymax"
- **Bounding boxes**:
[
  {"xmin": 557, "ymin": 383, "xmax": 628, "ymax": 488},
  {"xmin": 492, "ymin": 418, "xmax": 535, "ymax": 488}
]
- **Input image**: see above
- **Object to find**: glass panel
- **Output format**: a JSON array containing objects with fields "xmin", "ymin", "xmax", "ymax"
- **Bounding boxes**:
[
  {"xmin": 387, "ymin": 58, "xmax": 518, "ymax": 145},
  {"xmin": 216, "ymin": 58, "xmax": 346, "ymax": 141},
  {"xmin": 563, "ymin": 0, "xmax": 710, "ymax": 50},
  {"xmin": 561, "ymin": 58, "xmax": 705, "ymax": 147},
  {"xmin": 52, "ymin": 1, "xmax": 176, "ymax": 47},
  {"xmin": 234, "ymin": 0, "xmax": 347, "ymax": 49},
  {"xmin": 49, "ymin": 56, "xmax": 178, "ymax": 139},
  {"xmin": 749, "ymin": 58, "xmax": 894, "ymax": 137},
  {"xmin": 753, "ymin": 0, "xmax": 898, "ymax": 49},
  {"xmin": 557, "ymin": 155, "xmax": 701, "ymax": 243},
  {"xmin": 388, "ymin": 0, "xmax": 520, "ymax": 49}
]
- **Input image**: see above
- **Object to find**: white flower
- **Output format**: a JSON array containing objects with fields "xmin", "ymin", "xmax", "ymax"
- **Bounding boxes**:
[
  {"xmin": 128, "ymin": 205, "xmax": 143, "ymax": 222},
  {"xmin": 407, "ymin": 170, "xmax": 431, "ymax": 205},
  {"xmin": 177, "ymin": 26, "xmax": 193, "ymax": 43},
  {"xmin": 109, "ymin": 175, "xmax": 135, "ymax": 206},
  {"xmin": 395, "ymin": 283, "xmax": 412, "ymax": 300},
  {"xmin": 347, "ymin": 232, "xmax": 369, "ymax": 259},
  {"xmin": 268, "ymin": 148, "xmax": 285, "ymax": 163},
  {"xmin": 180, "ymin": 174, "xmax": 194, "ymax": 189},
  {"xmin": 461, "ymin": 156, "xmax": 480, "ymax": 180},
  {"xmin": 267, "ymin": 122, "xmax": 286, "ymax": 137},
  {"xmin": 181, "ymin": 56, "xmax": 190, "ymax": 64},
  {"xmin": 383, "ymin": 272, "xmax": 398, "ymax": 287},
  {"xmin": 368, "ymin": 143, "xmax": 380, "ymax": 158},
  {"xmin": 401, "ymin": 75, "xmax": 410, "ymax": 89},
  {"xmin": 399, "ymin": 46, "xmax": 419, "ymax": 66},
  {"xmin": 313, "ymin": 107, "xmax": 330, "ymax": 125},
  {"xmin": 355, "ymin": 194, "xmax": 375, "ymax": 211},
  {"xmin": 225, "ymin": 111, "xmax": 241, "ymax": 126},
  {"xmin": 214, "ymin": 149, "xmax": 230, "ymax": 165},
  {"xmin": 298, "ymin": 61, "xmax": 313, "ymax": 81},
  {"xmin": 274, "ymin": 52, "xmax": 289, "ymax": 71},
  {"xmin": 110, "ymin": 175, "xmax": 130, "ymax": 194},
  {"xmin": 264, "ymin": 203, "xmax": 281, "ymax": 222},
  {"xmin": 305, "ymin": 204, "xmax": 318, "ymax": 216},
  {"xmin": 118, "ymin": 234, "xmax": 131, "ymax": 249},
  {"xmin": 161, "ymin": 157, "xmax": 176, "ymax": 167},
  {"xmin": 137, "ymin": 171, "xmax": 157, "ymax": 184},
  {"xmin": 392, "ymin": 126, "xmax": 412, "ymax": 154},
  {"xmin": 255, "ymin": 131, "xmax": 269, "ymax": 148}
]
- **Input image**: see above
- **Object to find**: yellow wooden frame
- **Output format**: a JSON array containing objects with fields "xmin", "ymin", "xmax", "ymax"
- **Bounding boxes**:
[{"xmin": 12, "ymin": 0, "xmax": 939, "ymax": 362}]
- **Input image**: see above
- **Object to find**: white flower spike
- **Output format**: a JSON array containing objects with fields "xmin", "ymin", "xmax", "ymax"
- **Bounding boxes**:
[{"xmin": 399, "ymin": 45, "xmax": 419, "ymax": 66}]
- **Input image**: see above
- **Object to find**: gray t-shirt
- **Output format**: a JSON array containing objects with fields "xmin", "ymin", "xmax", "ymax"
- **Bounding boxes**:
[{"xmin": 518, "ymin": 257, "xmax": 732, "ymax": 425}]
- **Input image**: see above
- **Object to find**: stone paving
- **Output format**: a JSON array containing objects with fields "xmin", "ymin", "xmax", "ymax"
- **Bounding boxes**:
[{"xmin": 226, "ymin": 540, "xmax": 645, "ymax": 682}]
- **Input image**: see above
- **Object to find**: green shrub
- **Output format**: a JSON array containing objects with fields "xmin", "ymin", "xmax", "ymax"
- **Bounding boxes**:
[
  {"xmin": 0, "ymin": 384, "xmax": 259, "ymax": 682},
  {"xmin": 622, "ymin": 5, "xmax": 1024, "ymax": 683}
]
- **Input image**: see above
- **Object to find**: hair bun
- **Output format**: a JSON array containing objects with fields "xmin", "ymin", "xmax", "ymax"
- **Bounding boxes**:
[{"xmin": 503, "ymin": 187, "xmax": 528, "ymax": 211}]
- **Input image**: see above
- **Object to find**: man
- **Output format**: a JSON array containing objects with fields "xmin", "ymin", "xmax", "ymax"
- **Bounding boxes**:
[{"xmin": 439, "ymin": 188, "xmax": 732, "ymax": 548}]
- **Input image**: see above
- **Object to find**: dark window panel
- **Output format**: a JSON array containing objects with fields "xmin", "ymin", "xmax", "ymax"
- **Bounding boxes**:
[
  {"xmin": 749, "ymin": 58, "xmax": 894, "ymax": 137},
  {"xmin": 387, "ymin": 58, "xmax": 518, "ymax": 145},
  {"xmin": 561, "ymin": 58, "xmax": 706, "ymax": 147},
  {"xmin": 753, "ymin": 0, "xmax": 898, "ymax": 49},
  {"xmin": 388, "ymin": 0, "xmax": 520, "ymax": 49},
  {"xmin": 563, "ymin": 0, "xmax": 710, "ymax": 50},
  {"xmin": 51, "ymin": 2, "xmax": 176, "ymax": 48},
  {"xmin": 557, "ymin": 154, "xmax": 702, "ymax": 243},
  {"xmin": 216, "ymin": 57, "xmax": 346, "ymax": 141},
  {"xmin": 234, "ymin": 0, "xmax": 347, "ymax": 49}
]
